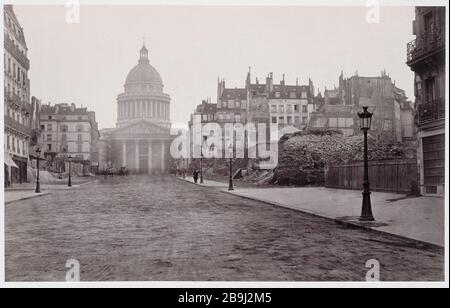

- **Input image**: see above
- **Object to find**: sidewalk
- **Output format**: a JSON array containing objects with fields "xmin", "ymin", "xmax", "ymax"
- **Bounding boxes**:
[
  {"xmin": 4, "ymin": 190, "xmax": 51, "ymax": 204},
  {"xmin": 178, "ymin": 176, "xmax": 228, "ymax": 188},
  {"xmin": 4, "ymin": 178, "xmax": 96, "ymax": 204},
  {"xmin": 178, "ymin": 177, "xmax": 445, "ymax": 247}
]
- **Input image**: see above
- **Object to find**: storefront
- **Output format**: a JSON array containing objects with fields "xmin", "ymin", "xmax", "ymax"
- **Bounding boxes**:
[
  {"xmin": 4, "ymin": 153, "xmax": 18, "ymax": 187},
  {"xmin": 422, "ymin": 133, "xmax": 445, "ymax": 195},
  {"xmin": 11, "ymin": 155, "xmax": 28, "ymax": 184}
]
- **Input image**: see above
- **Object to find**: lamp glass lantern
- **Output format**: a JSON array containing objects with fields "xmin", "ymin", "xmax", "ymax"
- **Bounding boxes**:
[{"xmin": 358, "ymin": 106, "xmax": 373, "ymax": 130}]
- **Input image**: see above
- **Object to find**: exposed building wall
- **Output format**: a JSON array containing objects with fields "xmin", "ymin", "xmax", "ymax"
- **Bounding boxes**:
[{"xmin": 308, "ymin": 71, "xmax": 414, "ymax": 143}]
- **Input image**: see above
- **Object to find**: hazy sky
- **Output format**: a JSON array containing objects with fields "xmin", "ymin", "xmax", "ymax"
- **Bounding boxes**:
[{"xmin": 14, "ymin": 5, "xmax": 415, "ymax": 129}]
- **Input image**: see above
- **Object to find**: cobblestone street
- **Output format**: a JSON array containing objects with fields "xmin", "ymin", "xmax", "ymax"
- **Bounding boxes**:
[{"xmin": 5, "ymin": 176, "xmax": 444, "ymax": 281}]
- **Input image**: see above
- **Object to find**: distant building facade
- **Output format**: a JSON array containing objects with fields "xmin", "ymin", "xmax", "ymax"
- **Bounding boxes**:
[
  {"xmin": 188, "ymin": 69, "xmax": 317, "ymax": 160},
  {"xmin": 216, "ymin": 70, "xmax": 316, "ymax": 131},
  {"xmin": 39, "ymin": 103, "xmax": 100, "ymax": 173},
  {"xmin": 309, "ymin": 71, "xmax": 415, "ymax": 142},
  {"xmin": 407, "ymin": 7, "xmax": 445, "ymax": 196},
  {"xmin": 98, "ymin": 44, "xmax": 172, "ymax": 174},
  {"xmin": 3, "ymin": 5, "xmax": 32, "ymax": 186}
]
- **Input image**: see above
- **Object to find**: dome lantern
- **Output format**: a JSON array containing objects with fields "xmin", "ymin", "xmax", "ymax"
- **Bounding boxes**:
[{"xmin": 139, "ymin": 43, "xmax": 149, "ymax": 64}]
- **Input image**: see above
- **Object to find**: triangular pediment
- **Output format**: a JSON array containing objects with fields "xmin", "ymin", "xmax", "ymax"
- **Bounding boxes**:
[{"xmin": 106, "ymin": 120, "xmax": 170, "ymax": 136}]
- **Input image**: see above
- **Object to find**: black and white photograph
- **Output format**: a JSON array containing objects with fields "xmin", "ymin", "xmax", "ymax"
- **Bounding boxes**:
[{"xmin": 1, "ymin": 0, "xmax": 448, "ymax": 291}]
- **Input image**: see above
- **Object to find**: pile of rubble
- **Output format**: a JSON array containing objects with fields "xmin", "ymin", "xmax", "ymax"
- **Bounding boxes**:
[{"xmin": 240, "ymin": 130, "xmax": 412, "ymax": 186}]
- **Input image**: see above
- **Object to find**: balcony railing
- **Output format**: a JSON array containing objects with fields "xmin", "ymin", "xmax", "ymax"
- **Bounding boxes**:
[
  {"xmin": 417, "ymin": 98, "xmax": 445, "ymax": 125},
  {"xmin": 4, "ymin": 90, "xmax": 32, "ymax": 116},
  {"xmin": 4, "ymin": 34, "xmax": 30, "ymax": 70},
  {"xmin": 407, "ymin": 26, "xmax": 444, "ymax": 63},
  {"xmin": 4, "ymin": 116, "xmax": 32, "ymax": 136}
]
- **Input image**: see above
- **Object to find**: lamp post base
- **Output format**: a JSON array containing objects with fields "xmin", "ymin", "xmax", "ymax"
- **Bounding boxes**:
[
  {"xmin": 359, "ymin": 191, "xmax": 374, "ymax": 221},
  {"xmin": 35, "ymin": 183, "xmax": 41, "ymax": 194},
  {"xmin": 228, "ymin": 178, "xmax": 234, "ymax": 191}
]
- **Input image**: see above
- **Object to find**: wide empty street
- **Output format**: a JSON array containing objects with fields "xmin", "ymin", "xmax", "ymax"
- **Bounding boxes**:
[{"xmin": 5, "ymin": 176, "xmax": 444, "ymax": 281}]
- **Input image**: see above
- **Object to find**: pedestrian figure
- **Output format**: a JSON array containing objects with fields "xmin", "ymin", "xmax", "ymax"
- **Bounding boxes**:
[{"xmin": 193, "ymin": 170, "xmax": 198, "ymax": 184}]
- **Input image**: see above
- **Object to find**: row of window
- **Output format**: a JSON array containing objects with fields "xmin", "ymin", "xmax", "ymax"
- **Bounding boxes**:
[
  {"xmin": 201, "ymin": 114, "xmax": 216, "ymax": 121},
  {"xmin": 45, "ymin": 115, "xmax": 85, "ymax": 121},
  {"xmin": 46, "ymin": 143, "xmax": 85, "ymax": 153},
  {"xmin": 217, "ymin": 100, "xmax": 247, "ymax": 109},
  {"xmin": 42, "ymin": 124, "xmax": 85, "ymax": 132},
  {"xmin": 271, "ymin": 116, "xmax": 308, "ymax": 125},
  {"xmin": 217, "ymin": 113, "xmax": 242, "ymax": 122},
  {"xmin": 5, "ymin": 135, "xmax": 27, "ymax": 156},
  {"xmin": 5, "ymin": 57, "xmax": 26, "ymax": 83},
  {"xmin": 6, "ymin": 108, "xmax": 29, "ymax": 126},
  {"xmin": 273, "ymin": 91, "xmax": 308, "ymax": 99},
  {"xmin": 4, "ymin": 14, "xmax": 24, "ymax": 40},
  {"xmin": 5, "ymin": 82, "xmax": 27, "ymax": 103},
  {"xmin": 271, "ymin": 104, "xmax": 308, "ymax": 113},
  {"xmin": 45, "ymin": 134, "xmax": 86, "ymax": 142}
]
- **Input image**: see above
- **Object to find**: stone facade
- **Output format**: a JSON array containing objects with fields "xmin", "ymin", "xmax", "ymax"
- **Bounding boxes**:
[
  {"xmin": 39, "ymin": 103, "xmax": 100, "ymax": 174},
  {"xmin": 407, "ymin": 7, "xmax": 445, "ymax": 196},
  {"xmin": 3, "ymin": 5, "xmax": 32, "ymax": 186}
]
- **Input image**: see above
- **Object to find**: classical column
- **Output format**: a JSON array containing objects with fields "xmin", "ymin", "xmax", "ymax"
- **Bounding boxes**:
[
  {"xmin": 143, "ymin": 100, "xmax": 147, "ymax": 118},
  {"xmin": 135, "ymin": 140, "xmax": 140, "ymax": 172},
  {"xmin": 161, "ymin": 141, "xmax": 166, "ymax": 173},
  {"xmin": 148, "ymin": 141, "xmax": 153, "ymax": 174},
  {"xmin": 122, "ymin": 141, "xmax": 127, "ymax": 167}
]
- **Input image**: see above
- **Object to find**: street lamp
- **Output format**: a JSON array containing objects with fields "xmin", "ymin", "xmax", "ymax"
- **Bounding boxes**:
[
  {"xmin": 68, "ymin": 155, "xmax": 72, "ymax": 187},
  {"xmin": 228, "ymin": 143, "xmax": 234, "ymax": 191},
  {"xmin": 358, "ymin": 106, "xmax": 374, "ymax": 221},
  {"xmin": 35, "ymin": 148, "xmax": 41, "ymax": 193}
]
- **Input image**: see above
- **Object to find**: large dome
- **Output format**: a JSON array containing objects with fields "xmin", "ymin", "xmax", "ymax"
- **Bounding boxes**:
[
  {"xmin": 125, "ymin": 62, "xmax": 162, "ymax": 85},
  {"xmin": 124, "ymin": 44, "xmax": 162, "ymax": 85},
  {"xmin": 116, "ymin": 43, "xmax": 171, "ymax": 129}
]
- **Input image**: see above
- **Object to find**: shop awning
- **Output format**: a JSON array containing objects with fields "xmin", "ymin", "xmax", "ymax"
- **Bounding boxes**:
[{"xmin": 4, "ymin": 153, "xmax": 19, "ymax": 168}]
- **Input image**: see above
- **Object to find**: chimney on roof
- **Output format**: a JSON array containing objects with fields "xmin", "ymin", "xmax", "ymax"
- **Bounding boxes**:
[
  {"xmin": 296, "ymin": 77, "xmax": 298, "ymax": 86},
  {"xmin": 281, "ymin": 74, "xmax": 285, "ymax": 86},
  {"xmin": 71, "ymin": 103, "xmax": 76, "ymax": 112},
  {"xmin": 246, "ymin": 66, "xmax": 251, "ymax": 88},
  {"xmin": 217, "ymin": 78, "xmax": 225, "ymax": 103},
  {"xmin": 266, "ymin": 72, "xmax": 273, "ymax": 92},
  {"xmin": 256, "ymin": 77, "xmax": 259, "ymax": 85}
]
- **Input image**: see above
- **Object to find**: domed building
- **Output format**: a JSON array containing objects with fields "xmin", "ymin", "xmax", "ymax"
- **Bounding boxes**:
[{"xmin": 98, "ymin": 44, "xmax": 172, "ymax": 174}]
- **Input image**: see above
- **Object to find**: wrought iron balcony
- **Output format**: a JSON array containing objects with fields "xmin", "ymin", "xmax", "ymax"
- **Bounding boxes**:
[
  {"xmin": 407, "ymin": 26, "xmax": 445, "ymax": 63},
  {"xmin": 4, "ymin": 34, "xmax": 30, "ymax": 70},
  {"xmin": 4, "ymin": 116, "xmax": 32, "ymax": 136},
  {"xmin": 417, "ymin": 98, "xmax": 445, "ymax": 126}
]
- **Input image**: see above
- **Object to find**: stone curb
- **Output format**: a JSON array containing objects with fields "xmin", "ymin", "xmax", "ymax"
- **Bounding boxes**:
[
  {"xmin": 5, "ymin": 191, "xmax": 52, "ymax": 205},
  {"xmin": 175, "ymin": 176, "xmax": 227, "ymax": 188},
  {"xmin": 221, "ymin": 189, "xmax": 444, "ymax": 252}
]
